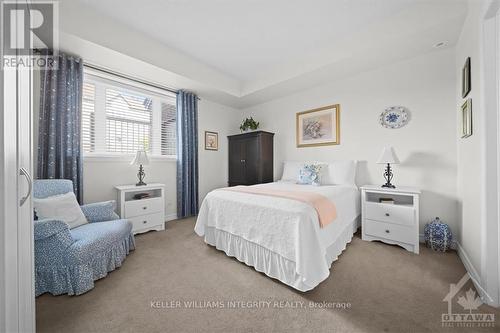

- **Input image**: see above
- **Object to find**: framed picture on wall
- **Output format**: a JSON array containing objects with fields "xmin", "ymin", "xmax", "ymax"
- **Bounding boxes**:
[
  {"xmin": 296, "ymin": 104, "xmax": 340, "ymax": 147},
  {"xmin": 462, "ymin": 57, "xmax": 471, "ymax": 98},
  {"xmin": 460, "ymin": 98, "xmax": 472, "ymax": 138},
  {"xmin": 204, "ymin": 131, "xmax": 219, "ymax": 150}
]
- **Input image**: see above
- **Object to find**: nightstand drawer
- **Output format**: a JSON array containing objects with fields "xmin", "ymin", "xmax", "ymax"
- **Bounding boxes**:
[
  {"xmin": 365, "ymin": 202, "xmax": 414, "ymax": 226},
  {"xmin": 125, "ymin": 197, "xmax": 163, "ymax": 218},
  {"xmin": 364, "ymin": 219, "xmax": 414, "ymax": 244},
  {"xmin": 129, "ymin": 212, "xmax": 164, "ymax": 231}
]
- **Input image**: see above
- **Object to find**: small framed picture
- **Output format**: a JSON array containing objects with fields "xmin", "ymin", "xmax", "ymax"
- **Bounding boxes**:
[
  {"xmin": 296, "ymin": 104, "xmax": 340, "ymax": 147},
  {"xmin": 461, "ymin": 99, "xmax": 472, "ymax": 138},
  {"xmin": 462, "ymin": 57, "xmax": 471, "ymax": 98},
  {"xmin": 204, "ymin": 131, "xmax": 218, "ymax": 150}
]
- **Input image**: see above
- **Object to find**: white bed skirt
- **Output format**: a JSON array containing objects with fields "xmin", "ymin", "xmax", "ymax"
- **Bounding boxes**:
[{"xmin": 202, "ymin": 216, "xmax": 360, "ymax": 292}]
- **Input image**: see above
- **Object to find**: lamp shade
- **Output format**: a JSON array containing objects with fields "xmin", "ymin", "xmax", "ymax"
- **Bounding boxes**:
[
  {"xmin": 130, "ymin": 150, "xmax": 149, "ymax": 166},
  {"xmin": 376, "ymin": 146, "xmax": 400, "ymax": 164}
]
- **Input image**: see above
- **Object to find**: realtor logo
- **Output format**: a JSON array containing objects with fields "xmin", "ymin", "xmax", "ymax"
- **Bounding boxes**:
[
  {"xmin": 442, "ymin": 273, "xmax": 495, "ymax": 328},
  {"xmin": 1, "ymin": 0, "xmax": 58, "ymax": 69}
]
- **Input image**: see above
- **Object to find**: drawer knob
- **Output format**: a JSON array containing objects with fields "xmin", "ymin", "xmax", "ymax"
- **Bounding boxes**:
[
  {"xmin": 143, "ymin": 221, "xmax": 147, "ymax": 224},
  {"xmin": 143, "ymin": 207, "xmax": 147, "ymax": 210},
  {"xmin": 385, "ymin": 213, "xmax": 390, "ymax": 217},
  {"xmin": 385, "ymin": 229, "xmax": 390, "ymax": 233}
]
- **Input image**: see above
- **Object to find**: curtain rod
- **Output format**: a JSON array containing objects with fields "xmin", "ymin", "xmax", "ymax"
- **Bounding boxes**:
[{"xmin": 83, "ymin": 62, "xmax": 179, "ymax": 95}]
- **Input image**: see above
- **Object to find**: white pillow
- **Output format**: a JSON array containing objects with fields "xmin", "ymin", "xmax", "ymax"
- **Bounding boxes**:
[
  {"xmin": 323, "ymin": 160, "xmax": 357, "ymax": 185},
  {"xmin": 34, "ymin": 192, "xmax": 88, "ymax": 229},
  {"xmin": 281, "ymin": 161, "xmax": 304, "ymax": 181}
]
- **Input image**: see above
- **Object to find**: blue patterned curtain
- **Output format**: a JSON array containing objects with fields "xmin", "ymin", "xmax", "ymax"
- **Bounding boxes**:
[
  {"xmin": 37, "ymin": 53, "xmax": 84, "ymax": 202},
  {"xmin": 176, "ymin": 90, "xmax": 199, "ymax": 218}
]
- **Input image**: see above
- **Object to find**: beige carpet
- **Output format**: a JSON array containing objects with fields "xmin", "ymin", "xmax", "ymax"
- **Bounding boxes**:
[{"xmin": 37, "ymin": 218, "xmax": 499, "ymax": 333}]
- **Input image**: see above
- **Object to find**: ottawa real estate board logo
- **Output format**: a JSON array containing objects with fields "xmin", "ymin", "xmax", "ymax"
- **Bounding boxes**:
[
  {"xmin": 442, "ymin": 273, "xmax": 495, "ymax": 328},
  {"xmin": 1, "ymin": 0, "xmax": 58, "ymax": 69}
]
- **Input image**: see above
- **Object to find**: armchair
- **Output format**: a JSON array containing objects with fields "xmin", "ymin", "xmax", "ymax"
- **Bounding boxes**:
[{"xmin": 34, "ymin": 179, "xmax": 135, "ymax": 296}]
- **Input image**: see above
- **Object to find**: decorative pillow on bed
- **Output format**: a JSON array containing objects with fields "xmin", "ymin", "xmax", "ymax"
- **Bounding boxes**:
[{"xmin": 297, "ymin": 164, "xmax": 325, "ymax": 186}]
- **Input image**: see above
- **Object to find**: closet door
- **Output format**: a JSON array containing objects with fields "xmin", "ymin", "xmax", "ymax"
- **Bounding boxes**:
[
  {"xmin": 0, "ymin": 2, "xmax": 35, "ymax": 331},
  {"xmin": 17, "ymin": 54, "xmax": 35, "ymax": 333}
]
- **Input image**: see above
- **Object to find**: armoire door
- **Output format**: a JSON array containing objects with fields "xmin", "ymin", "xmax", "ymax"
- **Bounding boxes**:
[
  {"xmin": 228, "ymin": 138, "xmax": 246, "ymax": 185},
  {"xmin": 243, "ymin": 136, "xmax": 259, "ymax": 185}
]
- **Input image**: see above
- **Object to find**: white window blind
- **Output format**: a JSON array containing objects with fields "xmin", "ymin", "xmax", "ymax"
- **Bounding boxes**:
[
  {"xmin": 82, "ymin": 69, "xmax": 177, "ymax": 157},
  {"xmin": 105, "ymin": 88, "xmax": 152, "ymax": 153},
  {"xmin": 82, "ymin": 83, "xmax": 96, "ymax": 153},
  {"xmin": 161, "ymin": 102, "xmax": 177, "ymax": 156}
]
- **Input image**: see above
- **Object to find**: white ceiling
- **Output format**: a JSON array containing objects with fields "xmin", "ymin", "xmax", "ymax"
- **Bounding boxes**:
[{"xmin": 68, "ymin": 0, "xmax": 467, "ymax": 107}]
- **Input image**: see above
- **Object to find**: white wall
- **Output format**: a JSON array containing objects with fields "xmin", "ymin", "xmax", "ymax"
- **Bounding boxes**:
[
  {"xmin": 454, "ymin": 0, "xmax": 500, "ymax": 306},
  {"xmin": 241, "ymin": 49, "xmax": 458, "ymax": 235},
  {"xmin": 455, "ymin": 0, "xmax": 485, "ymax": 283},
  {"xmin": 198, "ymin": 100, "xmax": 242, "ymax": 201}
]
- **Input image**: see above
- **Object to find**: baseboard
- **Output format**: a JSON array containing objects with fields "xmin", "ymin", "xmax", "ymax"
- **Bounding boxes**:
[
  {"xmin": 455, "ymin": 241, "xmax": 495, "ymax": 306},
  {"xmin": 418, "ymin": 233, "xmax": 457, "ymax": 250}
]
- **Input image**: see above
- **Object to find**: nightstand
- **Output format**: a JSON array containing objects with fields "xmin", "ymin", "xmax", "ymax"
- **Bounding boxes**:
[
  {"xmin": 360, "ymin": 185, "xmax": 420, "ymax": 254},
  {"xmin": 115, "ymin": 183, "xmax": 166, "ymax": 235}
]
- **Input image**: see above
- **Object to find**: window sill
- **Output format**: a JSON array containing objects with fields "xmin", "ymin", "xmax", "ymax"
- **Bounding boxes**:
[{"xmin": 83, "ymin": 154, "xmax": 177, "ymax": 163}]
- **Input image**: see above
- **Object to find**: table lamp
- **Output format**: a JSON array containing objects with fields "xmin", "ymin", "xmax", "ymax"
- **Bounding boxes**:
[
  {"xmin": 131, "ymin": 150, "xmax": 149, "ymax": 186},
  {"xmin": 376, "ymin": 146, "xmax": 400, "ymax": 188}
]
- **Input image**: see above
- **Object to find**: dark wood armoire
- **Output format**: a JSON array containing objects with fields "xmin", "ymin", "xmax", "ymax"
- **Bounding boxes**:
[{"xmin": 227, "ymin": 131, "xmax": 274, "ymax": 186}]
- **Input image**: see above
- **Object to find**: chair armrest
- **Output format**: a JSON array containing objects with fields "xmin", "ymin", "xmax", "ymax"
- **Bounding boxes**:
[
  {"xmin": 34, "ymin": 219, "xmax": 70, "ymax": 241},
  {"xmin": 81, "ymin": 200, "xmax": 120, "ymax": 222}
]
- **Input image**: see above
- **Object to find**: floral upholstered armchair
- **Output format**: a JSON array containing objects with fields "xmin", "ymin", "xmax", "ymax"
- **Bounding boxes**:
[{"xmin": 33, "ymin": 179, "xmax": 135, "ymax": 296}]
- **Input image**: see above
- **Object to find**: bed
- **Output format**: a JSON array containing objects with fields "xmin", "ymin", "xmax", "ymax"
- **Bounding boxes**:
[{"xmin": 194, "ymin": 161, "xmax": 360, "ymax": 291}]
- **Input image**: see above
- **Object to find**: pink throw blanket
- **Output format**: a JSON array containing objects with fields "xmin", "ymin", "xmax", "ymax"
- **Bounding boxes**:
[{"xmin": 221, "ymin": 186, "xmax": 337, "ymax": 228}]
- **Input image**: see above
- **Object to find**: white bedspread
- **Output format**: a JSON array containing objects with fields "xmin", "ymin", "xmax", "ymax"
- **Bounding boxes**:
[{"xmin": 194, "ymin": 182, "xmax": 360, "ymax": 291}]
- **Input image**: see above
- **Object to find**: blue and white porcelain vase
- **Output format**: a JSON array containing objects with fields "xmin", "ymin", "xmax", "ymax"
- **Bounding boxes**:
[{"xmin": 424, "ymin": 217, "xmax": 452, "ymax": 252}]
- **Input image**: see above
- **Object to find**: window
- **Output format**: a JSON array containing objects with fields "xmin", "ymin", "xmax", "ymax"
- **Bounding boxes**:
[{"xmin": 82, "ymin": 69, "xmax": 177, "ymax": 158}]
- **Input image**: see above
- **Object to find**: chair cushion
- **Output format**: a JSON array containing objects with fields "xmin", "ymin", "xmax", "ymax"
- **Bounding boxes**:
[
  {"xmin": 34, "ymin": 179, "xmax": 74, "ymax": 199},
  {"xmin": 34, "ymin": 192, "xmax": 88, "ymax": 229},
  {"xmin": 68, "ymin": 219, "xmax": 133, "ymax": 263}
]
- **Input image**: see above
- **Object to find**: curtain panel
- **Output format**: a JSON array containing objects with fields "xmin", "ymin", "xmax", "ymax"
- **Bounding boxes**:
[
  {"xmin": 37, "ymin": 53, "xmax": 84, "ymax": 202},
  {"xmin": 176, "ymin": 90, "xmax": 199, "ymax": 218}
]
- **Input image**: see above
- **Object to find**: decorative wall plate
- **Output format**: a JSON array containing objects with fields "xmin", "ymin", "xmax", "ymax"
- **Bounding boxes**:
[{"xmin": 379, "ymin": 106, "xmax": 409, "ymax": 129}]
